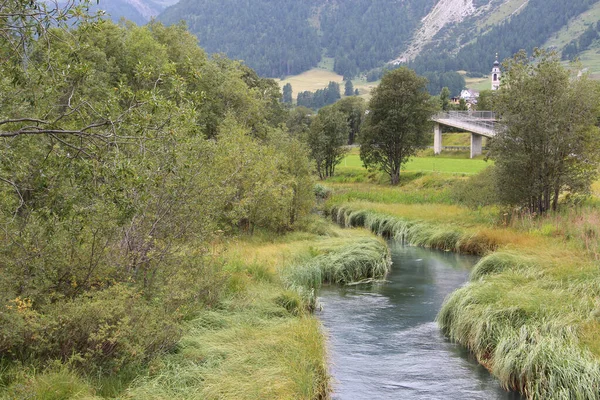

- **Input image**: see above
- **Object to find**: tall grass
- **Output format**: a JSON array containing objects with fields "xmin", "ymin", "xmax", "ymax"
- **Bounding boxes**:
[
  {"xmin": 281, "ymin": 238, "xmax": 391, "ymax": 291},
  {"xmin": 117, "ymin": 224, "xmax": 390, "ymax": 399},
  {"xmin": 331, "ymin": 200, "xmax": 600, "ymax": 399},
  {"xmin": 331, "ymin": 204, "xmax": 499, "ymax": 255}
]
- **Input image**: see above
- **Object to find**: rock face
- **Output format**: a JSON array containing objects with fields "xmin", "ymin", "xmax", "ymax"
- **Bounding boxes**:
[{"xmin": 394, "ymin": 0, "xmax": 479, "ymax": 63}]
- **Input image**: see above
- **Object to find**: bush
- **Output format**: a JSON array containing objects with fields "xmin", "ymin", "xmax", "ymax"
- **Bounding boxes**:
[
  {"xmin": 449, "ymin": 166, "xmax": 498, "ymax": 208},
  {"xmin": 1, "ymin": 285, "xmax": 181, "ymax": 372}
]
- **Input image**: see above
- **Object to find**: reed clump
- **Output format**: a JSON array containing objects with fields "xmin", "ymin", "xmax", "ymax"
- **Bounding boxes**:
[{"xmin": 330, "ymin": 204, "xmax": 499, "ymax": 255}]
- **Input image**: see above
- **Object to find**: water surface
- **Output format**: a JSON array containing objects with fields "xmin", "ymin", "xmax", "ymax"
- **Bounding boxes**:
[{"xmin": 317, "ymin": 242, "xmax": 521, "ymax": 400}]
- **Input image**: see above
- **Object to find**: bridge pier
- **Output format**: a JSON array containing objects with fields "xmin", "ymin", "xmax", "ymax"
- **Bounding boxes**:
[
  {"xmin": 434, "ymin": 123, "xmax": 442, "ymax": 155},
  {"xmin": 470, "ymin": 133, "xmax": 483, "ymax": 159}
]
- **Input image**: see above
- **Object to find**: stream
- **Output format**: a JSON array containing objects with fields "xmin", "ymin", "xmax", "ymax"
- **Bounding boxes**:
[{"xmin": 317, "ymin": 241, "xmax": 522, "ymax": 399}]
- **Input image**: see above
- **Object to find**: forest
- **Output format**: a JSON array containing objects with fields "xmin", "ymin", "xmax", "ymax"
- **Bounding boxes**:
[{"xmin": 158, "ymin": 0, "xmax": 599, "ymax": 80}]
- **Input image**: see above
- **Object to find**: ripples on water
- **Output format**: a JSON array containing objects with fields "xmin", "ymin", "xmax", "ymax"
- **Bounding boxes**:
[{"xmin": 317, "ymin": 242, "xmax": 522, "ymax": 400}]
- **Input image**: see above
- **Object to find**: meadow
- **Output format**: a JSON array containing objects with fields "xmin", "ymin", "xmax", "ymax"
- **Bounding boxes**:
[
  {"xmin": 338, "ymin": 146, "xmax": 491, "ymax": 176},
  {"xmin": 323, "ymin": 156, "xmax": 600, "ymax": 399}
]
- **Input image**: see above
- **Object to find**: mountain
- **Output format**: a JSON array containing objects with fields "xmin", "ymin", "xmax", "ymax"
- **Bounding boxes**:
[
  {"xmin": 156, "ymin": 0, "xmax": 600, "ymax": 78},
  {"xmin": 93, "ymin": 0, "xmax": 179, "ymax": 25}
]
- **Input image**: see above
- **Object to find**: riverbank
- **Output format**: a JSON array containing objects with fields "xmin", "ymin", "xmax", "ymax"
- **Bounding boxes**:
[
  {"xmin": 325, "ymin": 174, "xmax": 600, "ymax": 399},
  {"xmin": 0, "ymin": 222, "xmax": 389, "ymax": 399}
]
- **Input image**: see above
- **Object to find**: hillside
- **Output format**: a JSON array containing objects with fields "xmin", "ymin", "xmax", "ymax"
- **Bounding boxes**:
[
  {"xmin": 156, "ymin": 0, "xmax": 600, "ymax": 79},
  {"xmin": 93, "ymin": 0, "xmax": 178, "ymax": 24}
]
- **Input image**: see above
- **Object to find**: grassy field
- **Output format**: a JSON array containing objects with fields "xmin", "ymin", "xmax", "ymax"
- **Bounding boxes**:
[
  {"xmin": 277, "ymin": 68, "xmax": 377, "ymax": 103},
  {"xmin": 338, "ymin": 147, "xmax": 491, "ymax": 175},
  {"xmin": 323, "ymin": 157, "xmax": 600, "ymax": 399}
]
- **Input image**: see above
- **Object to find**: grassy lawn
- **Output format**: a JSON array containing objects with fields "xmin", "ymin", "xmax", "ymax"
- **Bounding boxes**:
[{"xmin": 339, "ymin": 147, "xmax": 492, "ymax": 175}]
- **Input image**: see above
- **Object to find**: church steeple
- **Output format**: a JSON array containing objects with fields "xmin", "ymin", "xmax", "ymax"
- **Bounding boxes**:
[{"xmin": 491, "ymin": 53, "xmax": 501, "ymax": 91}]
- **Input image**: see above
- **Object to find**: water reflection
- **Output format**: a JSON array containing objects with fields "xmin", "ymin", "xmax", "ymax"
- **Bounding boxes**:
[{"xmin": 317, "ymin": 242, "xmax": 522, "ymax": 400}]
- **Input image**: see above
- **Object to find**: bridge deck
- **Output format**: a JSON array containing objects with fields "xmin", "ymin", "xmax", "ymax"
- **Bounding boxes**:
[{"xmin": 432, "ymin": 111, "xmax": 497, "ymax": 138}]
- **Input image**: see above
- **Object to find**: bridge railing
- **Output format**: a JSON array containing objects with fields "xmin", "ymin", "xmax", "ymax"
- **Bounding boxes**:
[{"xmin": 433, "ymin": 111, "xmax": 497, "ymax": 133}]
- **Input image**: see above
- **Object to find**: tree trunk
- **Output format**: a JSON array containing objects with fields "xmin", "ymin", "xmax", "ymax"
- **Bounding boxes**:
[{"xmin": 391, "ymin": 169, "xmax": 400, "ymax": 185}]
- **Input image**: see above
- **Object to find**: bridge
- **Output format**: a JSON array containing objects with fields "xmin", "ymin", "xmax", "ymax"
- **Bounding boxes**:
[{"xmin": 431, "ymin": 111, "xmax": 497, "ymax": 158}]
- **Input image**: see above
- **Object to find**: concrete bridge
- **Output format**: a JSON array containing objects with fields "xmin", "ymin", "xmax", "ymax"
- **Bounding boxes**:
[{"xmin": 431, "ymin": 111, "xmax": 497, "ymax": 158}]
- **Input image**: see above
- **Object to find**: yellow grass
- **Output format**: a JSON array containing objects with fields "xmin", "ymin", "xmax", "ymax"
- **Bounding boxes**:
[
  {"xmin": 278, "ymin": 69, "xmax": 344, "ymax": 101},
  {"xmin": 277, "ymin": 68, "xmax": 376, "ymax": 103}
]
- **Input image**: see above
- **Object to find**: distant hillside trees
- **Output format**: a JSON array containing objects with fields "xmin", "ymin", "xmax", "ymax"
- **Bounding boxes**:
[
  {"xmin": 344, "ymin": 79, "xmax": 354, "ymax": 96},
  {"xmin": 282, "ymin": 83, "xmax": 293, "ymax": 104},
  {"xmin": 297, "ymin": 82, "xmax": 341, "ymax": 109},
  {"xmin": 410, "ymin": 0, "xmax": 597, "ymax": 75},
  {"xmin": 492, "ymin": 50, "xmax": 600, "ymax": 213},
  {"xmin": 562, "ymin": 22, "xmax": 600, "ymax": 60},
  {"xmin": 159, "ymin": 0, "xmax": 321, "ymax": 77}
]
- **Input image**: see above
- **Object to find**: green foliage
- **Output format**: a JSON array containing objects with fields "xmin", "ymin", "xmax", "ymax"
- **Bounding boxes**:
[
  {"xmin": 330, "ymin": 96, "xmax": 367, "ymax": 144},
  {"xmin": 492, "ymin": 50, "xmax": 600, "ymax": 213},
  {"xmin": 360, "ymin": 68, "xmax": 436, "ymax": 185},
  {"xmin": 297, "ymin": 81, "xmax": 341, "ymax": 109},
  {"xmin": 449, "ymin": 166, "xmax": 498, "ymax": 209},
  {"xmin": 344, "ymin": 79, "xmax": 354, "ymax": 96},
  {"xmin": 282, "ymin": 83, "xmax": 293, "ymax": 104},
  {"xmin": 0, "ymin": 16, "xmax": 316, "ymax": 382},
  {"xmin": 306, "ymin": 106, "xmax": 349, "ymax": 180}
]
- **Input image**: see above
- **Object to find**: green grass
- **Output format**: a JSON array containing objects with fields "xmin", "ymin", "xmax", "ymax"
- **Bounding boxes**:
[
  {"xmin": 325, "ymin": 170, "xmax": 600, "ymax": 399},
  {"xmin": 119, "ymin": 224, "xmax": 388, "ymax": 399},
  {"xmin": 338, "ymin": 150, "xmax": 492, "ymax": 175},
  {"xmin": 544, "ymin": 2, "xmax": 600, "ymax": 54}
]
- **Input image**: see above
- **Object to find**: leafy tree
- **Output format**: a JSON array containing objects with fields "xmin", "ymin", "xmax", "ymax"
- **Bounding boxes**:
[
  {"xmin": 286, "ymin": 106, "xmax": 313, "ymax": 137},
  {"xmin": 282, "ymin": 83, "xmax": 293, "ymax": 104},
  {"xmin": 344, "ymin": 79, "xmax": 354, "ymax": 96},
  {"xmin": 360, "ymin": 68, "xmax": 435, "ymax": 185},
  {"xmin": 492, "ymin": 50, "xmax": 600, "ymax": 213},
  {"xmin": 306, "ymin": 106, "xmax": 348, "ymax": 179},
  {"xmin": 331, "ymin": 96, "xmax": 367, "ymax": 144},
  {"xmin": 440, "ymin": 87, "xmax": 451, "ymax": 111},
  {"xmin": 476, "ymin": 89, "xmax": 495, "ymax": 111}
]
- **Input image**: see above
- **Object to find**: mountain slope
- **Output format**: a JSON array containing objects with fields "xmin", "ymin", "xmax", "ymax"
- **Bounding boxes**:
[
  {"xmin": 156, "ymin": 0, "xmax": 600, "ymax": 78},
  {"xmin": 93, "ymin": 0, "xmax": 178, "ymax": 24}
]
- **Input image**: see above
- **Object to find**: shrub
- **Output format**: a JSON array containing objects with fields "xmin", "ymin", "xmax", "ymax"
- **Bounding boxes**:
[
  {"xmin": 449, "ymin": 166, "xmax": 498, "ymax": 208},
  {"xmin": 1, "ymin": 285, "xmax": 181, "ymax": 373}
]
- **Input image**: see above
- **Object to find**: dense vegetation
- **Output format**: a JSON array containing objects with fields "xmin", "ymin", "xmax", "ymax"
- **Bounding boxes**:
[
  {"xmin": 157, "ymin": 0, "xmax": 434, "ymax": 78},
  {"xmin": 158, "ymin": 0, "xmax": 598, "ymax": 82},
  {"xmin": 296, "ymin": 81, "xmax": 341, "ymax": 109},
  {"xmin": 158, "ymin": 0, "xmax": 321, "ymax": 77}
]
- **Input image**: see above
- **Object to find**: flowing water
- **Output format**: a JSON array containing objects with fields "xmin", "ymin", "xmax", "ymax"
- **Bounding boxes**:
[{"xmin": 317, "ymin": 241, "xmax": 522, "ymax": 400}]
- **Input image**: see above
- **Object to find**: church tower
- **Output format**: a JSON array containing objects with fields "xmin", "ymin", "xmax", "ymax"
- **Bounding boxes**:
[{"xmin": 491, "ymin": 54, "xmax": 501, "ymax": 91}]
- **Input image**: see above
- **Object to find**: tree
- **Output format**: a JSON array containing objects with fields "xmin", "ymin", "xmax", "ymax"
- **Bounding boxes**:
[
  {"xmin": 344, "ymin": 79, "xmax": 354, "ymax": 96},
  {"xmin": 476, "ymin": 89, "xmax": 495, "ymax": 111},
  {"xmin": 306, "ymin": 106, "xmax": 348, "ymax": 179},
  {"xmin": 360, "ymin": 67, "xmax": 435, "ymax": 185},
  {"xmin": 282, "ymin": 83, "xmax": 293, "ymax": 104},
  {"xmin": 332, "ymin": 96, "xmax": 367, "ymax": 144},
  {"xmin": 440, "ymin": 87, "xmax": 451, "ymax": 111},
  {"xmin": 492, "ymin": 49, "xmax": 600, "ymax": 213}
]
